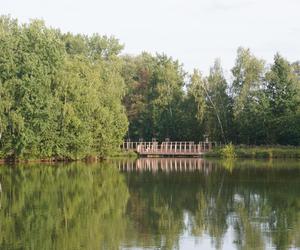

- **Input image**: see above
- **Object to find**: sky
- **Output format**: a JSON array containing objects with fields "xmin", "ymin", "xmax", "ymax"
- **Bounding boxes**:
[{"xmin": 1, "ymin": 0, "xmax": 300, "ymax": 76}]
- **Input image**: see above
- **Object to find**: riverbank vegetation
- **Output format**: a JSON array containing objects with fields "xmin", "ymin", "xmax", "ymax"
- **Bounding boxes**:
[
  {"xmin": 207, "ymin": 145, "xmax": 300, "ymax": 159},
  {"xmin": 0, "ymin": 16, "xmax": 300, "ymax": 160}
]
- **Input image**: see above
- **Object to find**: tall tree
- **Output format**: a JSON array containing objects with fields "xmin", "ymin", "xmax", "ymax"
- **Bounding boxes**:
[
  {"xmin": 185, "ymin": 69, "xmax": 207, "ymax": 141},
  {"xmin": 0, "ymin": 17, "xmax": 64, "ymax": 159},
  {"xmin": 265, "ymin": 54, "xmax": 299, "ymax": 116},
  {"xmin": 205, "ymin": 60, "xmax": 232, "ymax": 142},
  {"xmin": 264, "ymin": 54, "xmax": 300, "ymax": 144},
  {"xmin": 151, "ymin": 54, "xmax": 185, "ymax": 141},
  {"xmin": 187, "ymin": 61, "xmax": 232, "ymax": 143},
  {"xmin": 122, "ymin": 53, "xmax": 156, "ymax": 141},
  {"xmin": 58, "ymin": 33, "xmax": 128, "ymax": 158},
  {"xmin": 231, "ymin": 47, "xmax": 267, "ymax": 144}
]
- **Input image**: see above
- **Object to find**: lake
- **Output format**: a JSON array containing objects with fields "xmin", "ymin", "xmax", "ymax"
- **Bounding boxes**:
[{"xmin": 0, "ymin": 158, "xmax": 300, "ymax": 250}]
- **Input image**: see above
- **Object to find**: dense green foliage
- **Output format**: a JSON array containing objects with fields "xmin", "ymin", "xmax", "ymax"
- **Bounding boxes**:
[
  {"xmin": 0, "ymin": 16, "xmax": 299, "ymax": 160},
  {"xmin": 0, "ymin": 16, "xmax": 127, "ymax": 160},
  {"xmin": 124, "ymin": 48, "xmax": 300, "ymax": 145},
  {"xmin": 122, "ymin": 53, "xmax": 186, "ymax": 141}
]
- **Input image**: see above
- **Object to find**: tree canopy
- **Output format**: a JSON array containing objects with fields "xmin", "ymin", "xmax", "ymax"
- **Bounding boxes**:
[{"xmin": 0, "ymin": 16, "xmax": 127, "ymax": 160}]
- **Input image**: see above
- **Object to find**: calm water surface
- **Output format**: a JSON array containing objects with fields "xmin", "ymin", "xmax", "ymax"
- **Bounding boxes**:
[{"xmin": 0, "ymin": 158, "xmax": 300, "ymax": 250}]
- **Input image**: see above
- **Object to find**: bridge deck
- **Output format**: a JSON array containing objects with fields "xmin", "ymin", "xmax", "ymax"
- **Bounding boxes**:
[{"xmin": 138, "ymin": 150, "xmax": 205, "ymax": 156}]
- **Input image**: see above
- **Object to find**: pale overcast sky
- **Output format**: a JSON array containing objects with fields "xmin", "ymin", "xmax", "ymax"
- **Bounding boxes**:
[{"xmin": 1, "ymin": 0, "xmax": 300, "ymax": 75}]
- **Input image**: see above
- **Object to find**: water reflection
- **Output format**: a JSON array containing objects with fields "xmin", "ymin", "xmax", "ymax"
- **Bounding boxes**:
[
  {"xmin": 119, "ymin": 158, "xmax": 300, "ymax": 250},
  {"xmin": 118, "ymin": 157, "xmax": 214, "ymax": 174},
  {"xmin": 0, "ymin": 159, "xmax": 300, "ymax": 250},
  {"xmin": 0, "ymin": 163, "xmax": 129, "ymax": 250}
]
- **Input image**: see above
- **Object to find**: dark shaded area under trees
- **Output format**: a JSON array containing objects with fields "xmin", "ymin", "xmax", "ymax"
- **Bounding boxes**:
[{"xmin": 0, "ymin": 16, "xmax": 299, "ymax": 160}]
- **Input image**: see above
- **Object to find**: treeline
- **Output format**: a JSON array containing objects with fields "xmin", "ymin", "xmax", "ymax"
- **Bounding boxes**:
[
  {"xmin": 123, "ymin": 50, "xmax": 300, "ymax": 145},
  {"xmin": 0, "ymin": 16, "xmax": 299, "ymax": 160}
]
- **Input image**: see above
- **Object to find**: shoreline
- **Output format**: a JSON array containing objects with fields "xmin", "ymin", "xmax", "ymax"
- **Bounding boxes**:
[
  {"xmin": 205, "ymin": 146, "xmax": 300, "ymax": 159},
  {"xmin": 1, "ymin": 146, "xmax": 300, "ymax": 164}
]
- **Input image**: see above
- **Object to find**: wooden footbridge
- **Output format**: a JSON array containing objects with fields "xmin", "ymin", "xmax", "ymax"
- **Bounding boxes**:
[{"xmin": 121, "ymin": 141, "xmax": 219, "ymax": 157}]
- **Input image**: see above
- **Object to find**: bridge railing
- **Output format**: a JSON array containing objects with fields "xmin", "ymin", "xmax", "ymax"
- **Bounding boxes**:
[{"xmin": 121, "ymin": 141, "xmax": 220, "ymax": 153}]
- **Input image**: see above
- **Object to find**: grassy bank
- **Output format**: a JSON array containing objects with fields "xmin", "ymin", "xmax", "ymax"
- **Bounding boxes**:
[
  {"xmin": 107, "ymin": 150, "xmax": 138, "ymax": 159},
  {"xmin": 206, "ymin": 145, "xmax": 300, "ymax": 159}
]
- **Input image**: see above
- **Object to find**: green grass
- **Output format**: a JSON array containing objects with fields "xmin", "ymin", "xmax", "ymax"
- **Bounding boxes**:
[
  {"xmin": 107, "ymin": 150, "xmax": 138, "ymax": 159},
  {"xmin": 206, "ymin": 145, "xmax": 300, "ymax": 159}
]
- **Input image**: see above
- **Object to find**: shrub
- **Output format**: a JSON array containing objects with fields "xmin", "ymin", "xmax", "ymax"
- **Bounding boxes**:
[{"xmin": 221, "ymin": 143, "xmax": 236, "ymax": 159}]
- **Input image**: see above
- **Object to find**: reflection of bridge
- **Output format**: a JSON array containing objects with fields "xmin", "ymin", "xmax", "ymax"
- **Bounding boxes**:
[
  {"xmin": 121, "ymin": 141, "xmax": 218, "ymax": 156},
  {"xmin": 117, "ymin": 158, "xmax": 215, "ymax": 174}
]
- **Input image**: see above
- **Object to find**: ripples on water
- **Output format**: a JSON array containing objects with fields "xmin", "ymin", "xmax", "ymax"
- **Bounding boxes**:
[{"xmin": 0, "ymin": 158, "xmax": 300, "ymax": 250}]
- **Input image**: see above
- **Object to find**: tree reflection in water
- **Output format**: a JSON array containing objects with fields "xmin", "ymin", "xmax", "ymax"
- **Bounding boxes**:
[
  {"xmin": 0, "ymin": 163, "xmax": 129, "ymax": 250},
  {"xmin": 119, "ymin": 158, "xmax": 300, "ymax": 250},
  {"xmin": 0, "ymin": 159, "xmax": 299, "ymax": 250}
]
